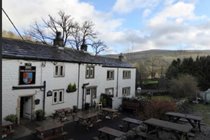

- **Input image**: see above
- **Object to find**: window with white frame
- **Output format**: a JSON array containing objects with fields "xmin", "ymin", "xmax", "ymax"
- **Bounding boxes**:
[
  {"xmin": 122, "ymin": 87, "xmax": 130, "ymax": 96},
  {"xmin": 54, "ymin": 64, "xmax": 65, "ymax": 77},
  {"xmin": 86, "ymin": 65, "xmax": 95, "ymax": 79},
  {"xmin": 105, "ymin": 88, "xmax": 114, "ymax": 96},
  {"xmin": 107, "ymin": 70, "xmax": 114, "ymax": 80},
  {"xmin": 52, "ymin": 89, "xmax": 64, "ymax": 104},
  {"xmin": 123, "ymin": 70, "xmax": 131, "ymax": 79}
]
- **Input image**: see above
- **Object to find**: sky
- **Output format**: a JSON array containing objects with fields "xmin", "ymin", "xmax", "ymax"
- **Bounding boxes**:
[{"xmin": 2, "ymin": 0, "xmax": 210, "ymax": 54}]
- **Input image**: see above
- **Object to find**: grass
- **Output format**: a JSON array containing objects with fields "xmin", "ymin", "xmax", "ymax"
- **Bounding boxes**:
[
  {"xmin": 142, "ymin": 80, "xmax": 158, "ymax": 85},
  {"xmin": 190, "ymin": 103, "xmax": 210, "ymax": 125}
]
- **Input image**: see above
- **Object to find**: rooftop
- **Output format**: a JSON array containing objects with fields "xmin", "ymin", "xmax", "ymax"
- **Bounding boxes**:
[{"xmin": 2, "ymin": 38, "xmax": 133, "ymax": 68}]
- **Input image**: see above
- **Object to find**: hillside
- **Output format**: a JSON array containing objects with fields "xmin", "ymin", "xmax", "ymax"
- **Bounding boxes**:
[{"xmin": 106, "ymin": 49, "xmax": 210, "ymax": 78}]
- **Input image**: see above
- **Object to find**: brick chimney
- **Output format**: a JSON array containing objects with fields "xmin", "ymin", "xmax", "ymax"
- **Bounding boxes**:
[{"xmin": 53, "ymin": 32, "xmax": 63, "ymax": 47}]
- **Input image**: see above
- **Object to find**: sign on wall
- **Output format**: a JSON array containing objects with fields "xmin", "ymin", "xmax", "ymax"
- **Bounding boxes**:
[{"xmin": 19, "ymin": 64, "xmax": 36, "ymax": 85}]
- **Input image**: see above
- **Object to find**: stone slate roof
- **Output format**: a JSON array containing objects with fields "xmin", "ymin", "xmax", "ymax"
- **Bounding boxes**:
[{"xmin": 2, "ymin": 38, "xmax": 133, "ymax": 68}]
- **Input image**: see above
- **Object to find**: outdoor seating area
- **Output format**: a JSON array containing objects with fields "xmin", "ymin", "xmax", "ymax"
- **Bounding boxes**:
[
  {"xmin": 114, "ymin": 111, "xmax": 203, "ymax": 140},
  {"xmin": 35, "ymin": 121, "xmax": 67, "ymax": 140},
  {"xmin": 1, "ymin": 120, "xmax": 15, "ymax": 139},
  {"xmin": 53, "ymin": 107, "xmax": 73, "ymax": 122},
  {"xmin": 5, "ymin": 106, "xmax": 210, "ymax": 140},
  {"xmin": 165, "ymin": 112, "xmax": 203, "ymax": 132}
]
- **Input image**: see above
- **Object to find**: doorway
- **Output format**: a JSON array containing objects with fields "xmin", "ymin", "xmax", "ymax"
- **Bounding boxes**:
[
  {"xmin": 19, "ymin": 96, "xmax": 33, "ymax": 121},
  {"xmin": 85, "ymin": 87, "xmax": 97, "ymax": 107}
]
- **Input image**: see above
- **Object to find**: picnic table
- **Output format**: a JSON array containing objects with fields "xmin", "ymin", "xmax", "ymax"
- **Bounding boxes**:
[
  {"xmin": 101, "ymin": 108, "xmax": 119, "ymax": 119},
  {"xmin": 165, "ymin": 112, "xmax": 202, "ymax": 132},
  {"xmin": 143, "ymin": 118, "xmax": 192, "ymax": 140},
  {"xmin": 122, "ymin": 117, "xmax": 142, "ymax": 130},
  {"xmin": 98, "ymin": 126, "xmax": 125, "ymax": 139},
  {"xmin": 35, "ymin": 122, "xmax": 67, "ymax": 140},
  {"xmin": 77, "ymin": 112, "xmax": 99, "ymax": 129},
  {"xmin": 54, "ymin": 107, "xmax": 72, "ymax": 121},
  {"xmin": 1, "ymin": 121, "xmax": 14, "ymax": 139}
]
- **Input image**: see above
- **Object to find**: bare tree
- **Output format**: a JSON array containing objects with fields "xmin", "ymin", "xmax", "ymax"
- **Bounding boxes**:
[
  {"xmin": 26, "ymin": 11, "xmax": 106, "ymax": 55},
  {"xmin": 26, "ymin": 10, "xmax": 75, "ymax": 47},
  {"xmin": 91, "ymin": 40, "xmax": 107, "ymax": 55},
  {"xmin": 69, "ymin": 20, "xmax": 97, "ymax": 50}
]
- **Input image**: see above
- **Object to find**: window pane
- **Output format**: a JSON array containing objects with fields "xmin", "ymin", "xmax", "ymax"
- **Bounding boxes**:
[
  {"xmin": 55, "ymin": 66, "xmax": 58, "ymax": 75},
  {"xmin": 60, "ymin": 66, "xmax": 63, "ymax": 76},
  {"xmin": 86, "ymin": 68, "xmax": 89, "ymax": 78},
  {"xmin": 86, "ymin": 89, "xmax": 90, "ymax": 95},
  {"xmin": 59, "ymin": 91, "xmax": 63, "ymax": 102},
  {"xmin": 54, "ymin": 92, "xmax": 57, "ymax": 103}
]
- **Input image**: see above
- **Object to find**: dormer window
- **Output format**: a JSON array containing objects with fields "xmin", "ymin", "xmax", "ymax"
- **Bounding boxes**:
[{"xmin": 54, "ymin": 64, "xmax": 65, "ymax": 77}]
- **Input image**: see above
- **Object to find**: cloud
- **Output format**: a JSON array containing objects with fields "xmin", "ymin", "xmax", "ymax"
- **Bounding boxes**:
[
  {"xmin": 115, "ymin": 1, "xmax": 210, "ymax": 52},
  {"xmin": 2, "ymin": 0, "xmax": 210, "ymax": 54},
  {"xmin": 149, "ymin": 2, "xmax": 196, "ymax": 26},
  {"xmin": 113, "ymin": 0, "xmax": 160, "ymax": 14},
  {"xmin": 143, "ymin": 9, "xmax": 152, "ymax": 17},
  {"xmin": 129, "ymin": 21, "xmax": 210, "ymax": 52},
  {"xmin": 2, "ymin": 0, "xmax": 125, "ymax": 52}
]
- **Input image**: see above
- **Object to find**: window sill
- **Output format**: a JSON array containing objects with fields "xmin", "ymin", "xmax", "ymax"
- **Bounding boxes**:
[
  {"xmin": 54, "ymin": 75, "xmax": 65, "ymax": 78},
  {"xmin": 52, "ymin": 102, "xmax": 64, "ymax": 105}
]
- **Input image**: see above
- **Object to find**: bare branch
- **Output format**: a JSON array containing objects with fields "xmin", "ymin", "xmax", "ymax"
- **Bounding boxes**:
[
  {"xmin": 25, "ymin": 10, "xmax": 106, "ymax": 54},
  {"xmin": 91, "ymin": 40, "xmax": 107, "ymax": 55}
]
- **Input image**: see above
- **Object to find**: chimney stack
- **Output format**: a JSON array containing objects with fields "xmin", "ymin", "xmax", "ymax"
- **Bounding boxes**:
[
  {"xmin": 53, "ymin": 32, "xmax": 63, "ymax": 47},
  {"xmin": 119, "ymin": 53, "xmax": 124, "ymax": 61},
  {"xmin": 80, "ymin": 43, "xmax": 88, "ymax": 51}
]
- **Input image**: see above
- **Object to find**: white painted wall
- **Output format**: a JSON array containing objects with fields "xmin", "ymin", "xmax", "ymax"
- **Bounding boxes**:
[
  {"xmin": 2, "ymin": 58, "xmax": 136, "ymax": 121},
  {"xmin": 2, "ymin": 59, "xmax": 43, "ymax": 121},
  {"xmin": 41, "ymin": 62, "xmax": 79, "ymax": 116}
]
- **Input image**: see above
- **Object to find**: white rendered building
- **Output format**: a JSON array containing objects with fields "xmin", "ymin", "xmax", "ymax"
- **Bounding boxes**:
[{"xmin": 2, "ymin": 37, "xmax": 136, "ymax": 123}]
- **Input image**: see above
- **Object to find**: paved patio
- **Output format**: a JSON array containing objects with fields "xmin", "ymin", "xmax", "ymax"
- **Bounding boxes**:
[
  {"xmin": 13, "ymin": 110, "xmax": 137, "ymax": 140},
  {"xmin": 10, "ymin": 109, "xmax": 210, "ymax": 140}
]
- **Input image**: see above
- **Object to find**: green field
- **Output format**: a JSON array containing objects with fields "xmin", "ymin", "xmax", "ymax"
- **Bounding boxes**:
[{"xmin": 191, "ymin": 104, "xmax": 210, "ymax": 125}]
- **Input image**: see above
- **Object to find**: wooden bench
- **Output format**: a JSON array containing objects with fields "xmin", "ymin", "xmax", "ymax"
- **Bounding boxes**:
[
  {"xmin": 137, "ymin": 131, "xmax": 160, "ymax": 140},
  {"xmin": 39, "ymin": 131, "xmax": 67, "ymax": 140}
]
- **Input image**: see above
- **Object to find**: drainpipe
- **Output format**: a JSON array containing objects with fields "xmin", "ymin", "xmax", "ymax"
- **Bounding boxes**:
[
  {"xmin": 77, "ymin": 63, "xmax": 81, "ymax": 108},
  {"xmin": 116, "ymin": 68, "xmax": 119, "ymax": 97},
  {"xmin": 43, "ymin": 81, "xmax": 46, "ymax": 115}
]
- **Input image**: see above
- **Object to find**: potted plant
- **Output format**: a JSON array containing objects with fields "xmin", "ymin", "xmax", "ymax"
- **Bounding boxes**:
[
  {"xmin": 35, "ymin": 109, "xmax": 45, "ymax": 121},
  {"xmin": 4, "ymin": 114, "xmax": 17, "ymax": 124},
  {"xmin": 66, "ymin": 83, "xmax": 77, "ymax": 93}
]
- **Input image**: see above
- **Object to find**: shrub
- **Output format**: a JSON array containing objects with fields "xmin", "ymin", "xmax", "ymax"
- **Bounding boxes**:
[
  {"xmin": 143, "ymin": 99, "xmax": 176, "ymax": 119},
  {"xmin": 66, "ymin": 83, "xmax": 77, "ymax": 93},
  {"xmin": 4, "ymin": 114, "xmax": 17, "ymax": 123},
  {"xmin": 168, "ymin": 74, "xmax": 198, "ymax": 99},
  {"xmin": 35, "ymin": 109, "xmax": 45, "ymax": 121}
]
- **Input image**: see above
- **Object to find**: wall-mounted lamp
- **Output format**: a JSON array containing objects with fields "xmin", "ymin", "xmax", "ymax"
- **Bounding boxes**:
[
  {"xmin": 41, "ymin": 62, "xmax": 46, "ymax": 67},
  {"xmin": 52, "ymin": 61, "xmax": 58, "ymax": 65}
]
